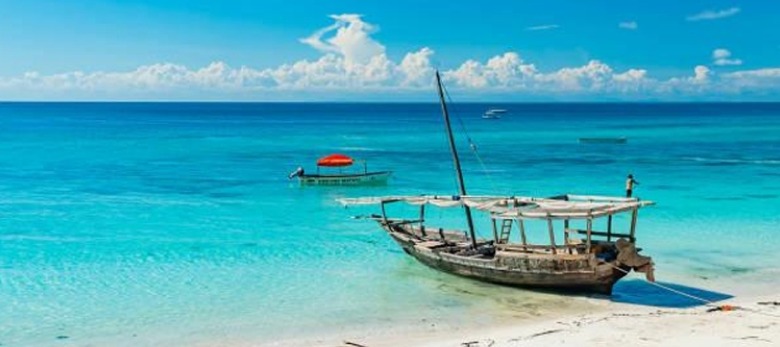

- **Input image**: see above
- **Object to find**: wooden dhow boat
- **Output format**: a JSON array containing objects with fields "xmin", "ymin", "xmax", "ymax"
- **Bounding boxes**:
[
  {"xmin": 339, "ymin": 72, "xmax": 655, "ymax": 294},
  {"xmin": 289, "ymin": 154, "xmax": 391, "ymax": 186},
  {"xmin": 340, "ymin": 194, "xmax": 655, "ymax": 294}
]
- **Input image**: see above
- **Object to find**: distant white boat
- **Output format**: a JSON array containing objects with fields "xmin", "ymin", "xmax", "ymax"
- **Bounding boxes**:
[{"xmin": 482, "ymin": 108, "xmax": 507, "ymax": 119}]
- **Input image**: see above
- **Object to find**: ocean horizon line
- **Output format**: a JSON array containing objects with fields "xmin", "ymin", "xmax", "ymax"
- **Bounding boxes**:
[{"xmin": 2, "ymin": 100, "xmax": 780, "ymax": 105}]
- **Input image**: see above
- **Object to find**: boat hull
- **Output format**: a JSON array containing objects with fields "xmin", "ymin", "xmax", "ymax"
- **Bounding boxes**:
[
  {"xmin": 381, "ymin": 222, "xmax": 628, "ymax": 294},
  {"xmin": 299, "ymin": 171, "xmax": 391, "ymax": 186}
]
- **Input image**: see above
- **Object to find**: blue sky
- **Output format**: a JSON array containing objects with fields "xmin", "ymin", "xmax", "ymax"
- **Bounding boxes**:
[{"xmin": 1, "ymin": 0, "xmax": 778, "ymax": 100}]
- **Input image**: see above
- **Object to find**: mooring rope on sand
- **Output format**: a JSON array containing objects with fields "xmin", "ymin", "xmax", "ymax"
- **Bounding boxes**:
[{"xmin": 610, "ymin": 264, "xmax": 780, "ymax": 318}]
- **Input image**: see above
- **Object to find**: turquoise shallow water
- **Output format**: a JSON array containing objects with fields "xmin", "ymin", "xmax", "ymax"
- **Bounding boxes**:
[{"xmin": 1, "ymin": 102, "xmax": 779, "ymax": 346}]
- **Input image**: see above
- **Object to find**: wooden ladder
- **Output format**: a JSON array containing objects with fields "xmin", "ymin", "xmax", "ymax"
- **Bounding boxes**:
[{"xmin": 498, "ymin": 219, "xmax": 513, "ymax": 243}]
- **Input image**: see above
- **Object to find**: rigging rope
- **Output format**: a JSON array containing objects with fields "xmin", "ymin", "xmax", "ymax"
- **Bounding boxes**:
[{"xmin": 440, "ymin": 82, "xmax": 504, "ymax": 194}]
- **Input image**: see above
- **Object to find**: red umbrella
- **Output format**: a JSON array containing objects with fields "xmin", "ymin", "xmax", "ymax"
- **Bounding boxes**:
[{"xmin": 316, "ymin": 154, "xmax": 354, "ymax": 167}]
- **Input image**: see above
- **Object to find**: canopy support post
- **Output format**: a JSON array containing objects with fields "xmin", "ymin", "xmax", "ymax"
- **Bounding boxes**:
[
  {"xmin": 563, "ymin": 219, "xmax": 571, "ymax": 254},
  {"xmin": 491, "ymin": 217, "xmax": 499, "ymax": 243},
  {"xmin": 419, "ymin": 204, "xmax": 426, "ymax": 237},
  {"xmin": 630, "ymin": 208, "xmax": 638, "ymax": 243},
  {"xmin": 518, "ymin": 219, "xmax": 527, "ymax": 250},
  {"xmin": 607, "ymin": 215, "xmax": 613, "ymax": 242},
  {"xmin": 547, "ymin": 217, "xmax": 557, "ymax": 255},
  {"xmin": 586, "ymin": 217, "xmax": 593, "ymax": 254},
  {"xmin": 380, "ymin": 201, "xmax": 388, "ymax": 224}
]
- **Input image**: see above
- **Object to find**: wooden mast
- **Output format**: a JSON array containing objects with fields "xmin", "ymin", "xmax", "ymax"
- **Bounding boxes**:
[{"xmin": 435, "ymin": 70, "xmax": 477, "ymax": 247}]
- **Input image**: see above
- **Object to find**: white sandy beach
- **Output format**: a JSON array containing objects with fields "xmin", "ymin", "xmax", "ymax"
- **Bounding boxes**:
[
  {"xmin": 259, "ymin": 292, "xmax": 779, "ymax": 347},
  {"xmin": 415, "ymin": 295, "xmax": 780, "ymax": 347},
  {"xmin": 270, "ymin": 268, "xmax": 779, "ymax": 347}
]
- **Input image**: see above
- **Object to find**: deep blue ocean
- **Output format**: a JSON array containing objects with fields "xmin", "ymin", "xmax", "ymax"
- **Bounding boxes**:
[{"xmin": 1, "ymin": 102, "xmax": 779, "ymax": 346}]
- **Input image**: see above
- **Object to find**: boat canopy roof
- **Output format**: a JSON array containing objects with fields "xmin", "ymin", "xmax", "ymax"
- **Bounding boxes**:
[
  {"xmin": 317, "ymin": 154, "xmax": 354, "ymax": 167},
  {"xmin": 338, "ymin": 194, "xmax": 654, "ymax": 220}
]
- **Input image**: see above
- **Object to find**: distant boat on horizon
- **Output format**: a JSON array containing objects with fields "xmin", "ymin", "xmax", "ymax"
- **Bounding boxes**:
[
  {"xmin": 482, "ymin": 108, "xmax": 507, "ymax": 119},
  {"xmin": 579, "ymin": 137, "xmax": 628, "ymax": 144}
]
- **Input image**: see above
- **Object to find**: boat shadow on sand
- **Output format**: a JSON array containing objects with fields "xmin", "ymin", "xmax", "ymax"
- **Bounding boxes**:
[
  {"xmin": 476, "ymin": 279, "xmax": 733, "ymax": 309},
  {"xmin": 402, "ymin": 264, "xmax": 732, "ymax": 309},
  {"xmin": 608, "ymin": 279, "xmax": 733, "ymax": 308}
]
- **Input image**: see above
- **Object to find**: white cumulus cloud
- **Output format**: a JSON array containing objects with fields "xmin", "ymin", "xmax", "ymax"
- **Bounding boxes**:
[
  {"xmin": 536, "ymin": 60, "xmax": 614, "ymax": 91},
  {"xmin": 300, "ymin": 14, "xmax": 386, "ymax": 66},
  {"xmin": 712, "ymin": 48, "xmax": 743, "ymax": 66},
  {"xmin": 1, "ymin": 14, "xmax": 780, "ymax": 100},
  {"xmin": 619, "ymin": 21, "xmax": 638, "ymax": 30},
  {"xmin": 399, "ymin": 47, "xmax": 435, "ymax": 87},
  {"xmin": 694, "ymin": 65, "xmax": 711, "ymax": 82},
  {"xmin": 446, "ymin": 53, "xmax": 537, "ymax": 89},
  {"xmin": 722, "ymin": 68, "xmax": 780, "ymax": 90}
]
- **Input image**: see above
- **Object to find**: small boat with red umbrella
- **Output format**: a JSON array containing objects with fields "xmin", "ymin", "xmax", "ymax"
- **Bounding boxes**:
[{"xmin": 288, "ymin": 154, "xmax": 391, "ymax": 186}]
